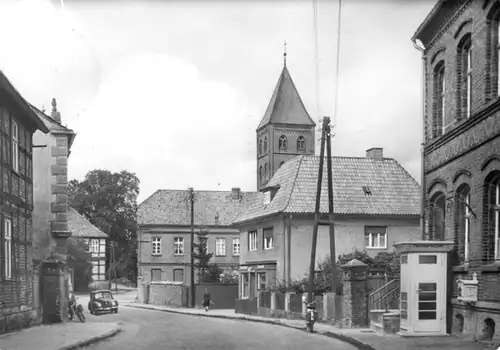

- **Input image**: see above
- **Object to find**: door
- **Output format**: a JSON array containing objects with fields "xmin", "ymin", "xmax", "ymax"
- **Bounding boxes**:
[
  {"xmin": 414, "ymin": 253, "xmax": 445, "ymax": 333},
  {"xmin": 399, "ymin": 254, "xmax": 409, "ymax": 329}
]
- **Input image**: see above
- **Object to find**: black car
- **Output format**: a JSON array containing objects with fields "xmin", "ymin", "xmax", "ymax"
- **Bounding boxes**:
[{"xmin": 88, "ymin": 289, "xmax": 119, "ymax": 315}]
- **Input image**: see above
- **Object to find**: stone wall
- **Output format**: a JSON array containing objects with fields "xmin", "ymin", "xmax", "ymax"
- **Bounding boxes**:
[{"xmin": 148, "ymin": 282, "xmax": 187, "ymax": 307}]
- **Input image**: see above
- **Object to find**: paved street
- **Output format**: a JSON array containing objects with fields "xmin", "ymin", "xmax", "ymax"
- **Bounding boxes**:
[{"xmin": 78, "ymin": 300, "xmax": 356, "ymax": 349}]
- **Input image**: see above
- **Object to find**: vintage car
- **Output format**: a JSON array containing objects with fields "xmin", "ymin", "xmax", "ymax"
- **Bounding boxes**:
[{"xmin": 88, "ymin": 289, "xmax": 119, "ymax": 315}]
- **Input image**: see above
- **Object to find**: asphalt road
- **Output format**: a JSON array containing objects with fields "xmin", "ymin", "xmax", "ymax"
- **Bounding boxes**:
[{"xmin": 79, "ymin": 294, "xmax": 357, "ymax": 350}]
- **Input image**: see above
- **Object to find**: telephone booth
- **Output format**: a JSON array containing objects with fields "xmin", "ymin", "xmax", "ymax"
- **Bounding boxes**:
[{"xmin": 394, "ymin": 241, "xmax": 454, "ymax": 336}]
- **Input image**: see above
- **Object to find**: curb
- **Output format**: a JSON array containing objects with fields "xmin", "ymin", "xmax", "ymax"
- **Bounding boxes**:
[
  {"xmin": 56, "ymin": 325, "xmax": 124, "ymax": 350},
  {"xmin": 123, "ymin": 304, "xmax": 376, "ymax": 350}
]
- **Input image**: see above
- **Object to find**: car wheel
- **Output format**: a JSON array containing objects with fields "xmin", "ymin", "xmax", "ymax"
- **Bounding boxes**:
[{"xmin": 114, "ymin": 308, "xmax": 118, "ymax": 314}]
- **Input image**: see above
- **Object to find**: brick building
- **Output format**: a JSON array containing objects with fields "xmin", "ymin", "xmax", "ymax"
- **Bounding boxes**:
[
  {"xmin": 137, "ymin": 188, "xmax": 257, "ymax": 283},
  {"xmin": 0, "ymin": 71, "xmax": 49, "ymax": 334},
  {"xmin": 412, "ymin": 0, "xmax": 500, "ymax": 339}
]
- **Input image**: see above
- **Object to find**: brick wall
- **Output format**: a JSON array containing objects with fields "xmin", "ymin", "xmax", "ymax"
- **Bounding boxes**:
[{"xmin": 148, "ymin": 283, "xmax": 187, "ymax": 307}]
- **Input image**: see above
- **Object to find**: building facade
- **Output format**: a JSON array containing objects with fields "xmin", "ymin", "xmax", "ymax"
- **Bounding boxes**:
[
  {"xmin": 137, "ymin": 188, "xmax": 258, "ymax": 283},
  {"xmin": 67, "ymin": 207, "xmax": 107, "ymax": 283},
  {"xmin": 235, "ymin": 149, "xmax": 421, "ymax": 300},
  {"xmin": 0, "ymin": 71, "xmax": 49, "ymax": 334},
  {"xmin": 413, "ymin": 0, "xmax": 500, "ymax": 339},
  {"xmin": 256, "ymin": 62, "xmax": 316, "ymax": 191}
]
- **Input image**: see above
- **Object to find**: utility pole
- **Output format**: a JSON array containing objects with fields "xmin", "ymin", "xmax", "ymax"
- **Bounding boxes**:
[
  {"xmin": 325, "ymin": 117, "xmax": 337, "ymax": 293},
  {"xmin": 307, "ymin": 117, "xmax": 328, "ymax": 303},
  {"xmin": 189, "ymin": 188, "xmax": 195, "ymax": 308}
]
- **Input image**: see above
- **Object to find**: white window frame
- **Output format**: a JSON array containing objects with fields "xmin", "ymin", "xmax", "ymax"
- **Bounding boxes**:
[
  {"xmin": 4, "ymin": 218, "xmax": 12, "ymax": 279},
  {"xmin": 365, "ymin": 229, "xmax": 387, "ymax": 249},
  {"xmin": 12, "ymin": 120, "xmax": 19, "ymax": 173},
  {"xmin": 215, "ymin": 237, "xmax": 226, "ymax": 256},
  {"xmin": 494, "ymin": 183, "xmax": 500, "ymax": 260},
  {"xmin": 466, "ymin": 46, "xmax": 472, "ymax": 118},
  {"xmin": 464, "ymin": 192, "xmax": 471, "ymax": 262},
  {"xmin": 257, "ymin": 272, "xmax": 266, "ymax": 290},
  {"xmin": 248, "ymin": 231, "xmax": 257, "ymax": 251},
  {"xmin": 232, "ymin": 237, "xmax": 240, "ymax": 256},
  {"xmin": 174, "ymin": 237, "xmax": 184, "ymax": 256},
  {"xmin": 91, "ymin": 239, "xmax": 99, "ymax": 253},
  {"xmin": 263, "ymin": 228, "xmax": 274, "ymax": 250},
  {"xmin": 262, "ymin": 191, "xmax": 271, "ymax": 205},
  {"xmin": 152, "ymin": 237, "xmax": 161, "ymax": 256}
]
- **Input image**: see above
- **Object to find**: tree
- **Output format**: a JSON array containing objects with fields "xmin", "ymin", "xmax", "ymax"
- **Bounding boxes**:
[
  {"xmin": 66, "ymin": 237, "xmax": 92, "ymax": 292},
  {"xmin": 192, "ymin": 229, "xmax": 213, "ymax": 282},
  {"xmin": 68, "ymin": 169, "xmax": 140, "ymax": 282}
]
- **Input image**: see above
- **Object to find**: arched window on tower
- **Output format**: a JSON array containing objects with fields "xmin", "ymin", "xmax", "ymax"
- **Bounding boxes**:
[
  {"xmin": 278, "ymin": 135, "xmax": 287, "ymax": 150},
  {"xmin": 259, "ymin": 166, "xmax": 263, "ymax": 182},
  {"xmin": 455, "ymin": 184, "xmax": 471, "ymax": 263},
  {"xmin": 264, "ymin": 137, "xmax": 268, "ymax": 153},
  {"xmin": 430, "ymin": 192, "xmax": 446, "ymax": 241},
  {"xmin": 483, "ymin": 170, "xmax": 500, "ymax": 264},
  {"xmin": 297, "ymin": 136, "xmax": 306, "ymax": 151},
  {"xmin": 264, "ymin": 163, "xmax": 268, "ymax": 180},
  {"xmin": 259, "ymin": 139, "xmax": 263, "ymax": 155}
]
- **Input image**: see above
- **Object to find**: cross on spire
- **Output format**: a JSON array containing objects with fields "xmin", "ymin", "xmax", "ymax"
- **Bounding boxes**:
[{"xmin": 284, "ymin": 41, "xmax": 287, "ymax": 67}]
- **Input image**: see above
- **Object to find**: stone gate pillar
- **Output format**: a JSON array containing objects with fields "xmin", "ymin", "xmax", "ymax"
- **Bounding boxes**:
[{"xmin": 340, "ymin": 259, "xmax": 369, "ymax": 327}]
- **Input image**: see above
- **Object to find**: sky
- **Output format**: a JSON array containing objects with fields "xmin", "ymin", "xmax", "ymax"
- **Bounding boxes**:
[{"xmin": 0, "ymin": 0, "xmax": 435, "ymax": 203}]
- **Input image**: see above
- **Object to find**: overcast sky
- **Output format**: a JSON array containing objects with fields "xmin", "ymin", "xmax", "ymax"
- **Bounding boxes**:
[{"xmin": 0, "ymin": 0, "xmax": 435, "ymax": 202}]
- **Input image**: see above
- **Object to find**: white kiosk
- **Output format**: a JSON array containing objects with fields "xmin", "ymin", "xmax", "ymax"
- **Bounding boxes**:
[{"xmin": 394, "ymin": 240, "xmax": 454, "ymax": 337}]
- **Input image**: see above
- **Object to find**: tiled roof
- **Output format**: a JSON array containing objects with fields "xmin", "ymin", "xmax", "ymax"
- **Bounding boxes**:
[
  {"xmin": 68, "ymin": 207, "xmax": 108, "ymax": 239},
  {"xmin": 138, "ymin": 189, "xmax": 260, "ymax": 226},
  {"xmin": 234, "ymin": 155, "xmax": 421, "ymax": 224},
  {"xmin": 257, "ymin": 66, "xmax": 316, "ymax": 130}
]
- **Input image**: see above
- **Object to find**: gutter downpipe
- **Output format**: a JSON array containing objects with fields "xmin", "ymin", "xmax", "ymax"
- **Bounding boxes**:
[{"xmin": 413, "ymin": 38, "xmax": 427, "ymax": 240}]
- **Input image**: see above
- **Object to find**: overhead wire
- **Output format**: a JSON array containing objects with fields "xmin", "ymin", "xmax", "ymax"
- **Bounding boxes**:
[
  {"xmin": 312, "ymin": 0, "xmax": 321, "ymax": 121},
  {"xmin": 332, "ymin": 0, "xmax": 342, "ymax": 133}
]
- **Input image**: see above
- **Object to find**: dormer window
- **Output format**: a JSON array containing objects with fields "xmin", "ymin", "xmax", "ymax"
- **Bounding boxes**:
[
  {"xmin": 362, "ymin": 186, "xmax": 372, "ymax": 195},
  {"xmin": 262, "ymin": 191, "xmax": 271, "ymax": 205},
  {"xmin": 297, "ymin": 136, "xmax": 305, "ymax": 151},
  {"xmin": 278, "ymin": 135, "xmax": 287, "ymax": 150}
]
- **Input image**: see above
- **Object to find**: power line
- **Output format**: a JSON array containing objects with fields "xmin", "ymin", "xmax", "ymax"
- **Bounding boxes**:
[
  {"xmin": 333, "ymin": 0, "xmax": 342, "ymax": 129},
  {"xmin": 312, "ymin": 0, "xmax": 321, "ymax": 118}
]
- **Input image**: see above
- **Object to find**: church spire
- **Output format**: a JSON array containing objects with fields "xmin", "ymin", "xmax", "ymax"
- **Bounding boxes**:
[{"xmin": 283, "ymin": 41, "xmax": 287, "ymax": 67}]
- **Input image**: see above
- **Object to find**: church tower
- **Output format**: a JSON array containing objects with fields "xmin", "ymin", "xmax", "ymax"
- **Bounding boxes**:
[{"xmin": 256, "ymin": 51, "xmax": 316, "ymax": 191}]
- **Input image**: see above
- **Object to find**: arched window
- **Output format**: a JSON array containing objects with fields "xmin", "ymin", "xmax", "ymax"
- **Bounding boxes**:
[
  {"xmin": 483, "ymin": 170, "xmax": 500, "ymax": 263},
  {"xmin": 457, "ymin": 34, "xmax": 472, "ymax": 119},
  {"xmin": 433, "ymin": 61, "xmax": 445, "ymax": 138},
  {"xmin": 279, "ymin": 161, "xmax": 285, "ymax": 169},
  {"xmin": 486, "ymin": 3, "xmax": 500, "ymax": 100},
  {"xmin": 430, "ymin": 192, "xmax": 446, "ymax": 241},
  {"xmin": 455, "ymin": 184, "xmax": 471, "ymax": 263},
  {"xmin": 297, "ymin": 136, "xmax": 305, "ymax": 151},
  {"xmin": 259, "ymin": 166, "xmax": 263, "ymax": 182},
  {"xmin": 264, "ymin": 163, "xmax": 268, "ymax": 180},
  {"xmin": 263, "ymin": 137, "xmax": 268, "ymax": 153},
  {"xmin": 259, "ymin": 139, "xmax": 263, "ymax": 155},
  {"xmin": 278, "ymin": 135, "xmax": 287, "ymax": 150}
]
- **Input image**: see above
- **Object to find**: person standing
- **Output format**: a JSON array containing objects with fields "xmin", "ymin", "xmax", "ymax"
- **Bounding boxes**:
[{"xmin": 203, "ymin": 289, "xmax": 211, "ymax": 312}]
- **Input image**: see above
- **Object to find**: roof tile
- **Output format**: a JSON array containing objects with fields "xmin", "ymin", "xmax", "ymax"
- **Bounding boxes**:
[{"xmin": 68, "ymin": 207, "xmax": 108, "ymax": 239}]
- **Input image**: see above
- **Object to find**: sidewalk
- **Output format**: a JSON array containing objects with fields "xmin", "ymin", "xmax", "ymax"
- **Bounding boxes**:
[
  {"xmin": 0, "ymin": 321, "xmax": 123, "ymax": 350},
  {"xmin": 124, "ymin": 302, "xmax": 500, "ymax": 350}
]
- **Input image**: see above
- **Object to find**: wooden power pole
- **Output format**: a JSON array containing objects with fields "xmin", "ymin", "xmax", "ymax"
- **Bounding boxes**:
[
  {"xmin": 189, "ymin": 188, "xmax": 195, "ymax": 308},
  {"xmin": 325, "ymin": 118, "xmax": 337, "ymax": 292}
]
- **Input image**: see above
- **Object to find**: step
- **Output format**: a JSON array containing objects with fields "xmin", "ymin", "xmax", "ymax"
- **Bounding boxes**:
[
  {"xmin": 370, "ymin": 309, "xmax": 399, "ymax": 323},
  {"xmin": 370, "ymin": 310, "xmax": 401, "ymax": 334}
]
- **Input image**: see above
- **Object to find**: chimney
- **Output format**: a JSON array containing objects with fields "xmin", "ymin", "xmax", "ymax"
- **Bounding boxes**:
[
  {"xmin": 231, "ymin": 187, "xmax": 241, "ymax": 200},
  {"xmin": 366, "ymin": 147, "xmax": 383, "ymax": 161},
  {"xmin": 51, "ymin": 97, "xmax": 61, "ymax": 123}
]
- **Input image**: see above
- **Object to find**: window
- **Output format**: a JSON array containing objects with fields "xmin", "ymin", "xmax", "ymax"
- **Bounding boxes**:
[
  {"xmin": 242, "ymin": 273, "xmax": 249, "ymax": 299},
  {"xmin": 215, "ymin": 238, "xmax": 226, "ymax": 256},
  {"xmin": 433, "ymin": 61, "xmax": 445, "ymax": 138},
  {"xmin": 430, "ymin": 192, "xmax": 446, "ymax": 241},
  {"xmin": 259, "ymin": 139, "xmax": 263, "ymax": 154},
  {"xmin": 419, "ymin": 255, "xmax": 437, "ymax": 264},
  {"xmin": 232, "ymin": 237, "xmax": 240, "ymax": 256},
  {"xmin": 91, "ymin": 239, "xmax": 99, "ymax": 253},
  {"xmin": 401, "ymin": 254, "xmax": 408, "ymax": 264},
  {"xmin": 264, "ymin": 163, "xmax": 268, "ymax": 180},
  {"xmin": 400, "ymin": 292, "xmax": 408, "ymax": 320},
  {"xmin": 174, "ymin": 237, "xmax": 184, "ymax": 255},
  {"xmin": 259, "ymin": 166, "xmax": 263, "ymax": 182},
  {"xmin": 151, "ymin": 269, "xmax": 162, "ymax": 282},
  {"xmin": 262, "ymin": 191, "xmax": 271, "ymax": 205},
  {"xmin": 278, "ymin": 135, "xmax": 287, "ymax": 150},
  {"xmin": 12, "ymin": 120, "xmax": 18, "ymax": 172},
  {"xmin": 364, "ymin": 226, "xmax": 387, "ymax": 249},
  {"xmin": 4, "ymin": 218, "xmax": 12, "ymax": 279},
  {"xmin": 484, "ymin": 171, "xmax": 500, "ymax": 263},
  {"xmin": 456, "ymin": 184, "xmax": 471, "ymax": 263},
  {"xmin": 152, "ymin": 237, "xmax": 161, "ymax": 256},
  {"xmin": 83, "ymin": 239, "xmax": 90, "ymax": 252},
  {"xmin": 263, "ymin": 137, "xmax": 268, "ymax": 153},
  {"xmin": 458, "ymin": 34, "xmax": 472, "ymax": 119},
  {"xmin": 279, "ymin": 161, "xmax": 285, "ymax": 169},
  {"xmin": 248, "ymin": 230, "xmax": 257, "ymax": 251},
  {"xmin": 297, "ymin": 136, "xmax": 305, "ymax": 150},
  {"xmin": 257, "ymin": 272, "xmax": 266, "ymax": 290},
  {"xmin": 173, "ymin": 269, "xmax": 184, "ymax": 282},
  {"xmin": 263, "ymin": 227, "xmax": 274, "ymax": 249},
  {"xmin": 486, "ymin": 4, "xmax": 500, "ymax": 99}
]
